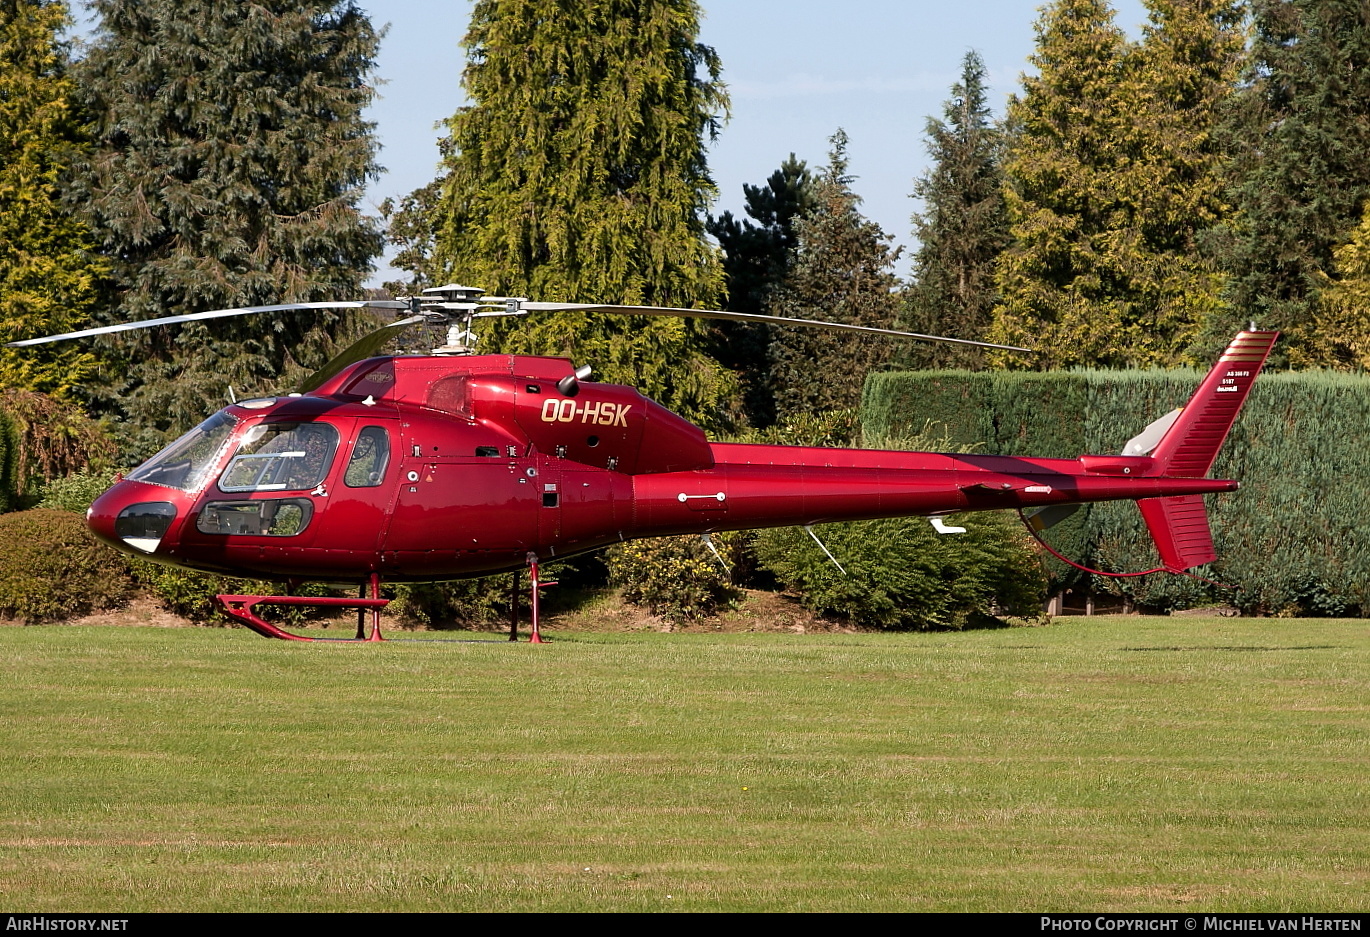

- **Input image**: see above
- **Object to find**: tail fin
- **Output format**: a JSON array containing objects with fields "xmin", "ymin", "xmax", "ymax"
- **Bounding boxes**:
[
  {"xmin": 1149, "ymin": 330, "xmax": 1279, "ymax": 477},
  {"xmin": 1138, "ymin": 330, "xmax": 1279, "ymax": 572},
  {"xmin": 1138, "ymin": 495, "xmax": 1217, "ymax": 572}
]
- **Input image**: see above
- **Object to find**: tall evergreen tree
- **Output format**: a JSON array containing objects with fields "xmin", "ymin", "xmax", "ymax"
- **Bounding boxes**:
[
  {"xmin": 1126, "ymin": 0, "xmax": 1244, "ymax": 358},
  {"xmin": 0, "ymin": 0, "xmax": 105, "ymax": 398},
  {"xmin": 1308, "ymin": 202, "xmax": 1370, "ymax": 368},
  {"xmin": 768, "ymin": 131, "xmax": 901, "ymax": 417},
  {"xmin": 902, "ymin": 50, "xmax": 1007, "ymax": 370},
  {"xmin": 73, "ymin": 0, "xmax": 384, "ymax": 444},
  {"xmin": 709, "ymin": 155, "xmax": 816, "ymax": 318},
  {"xmin": 428, "ymin": 0, "xmax": 735, "ymax": 430},
  {"xmin": 1211, "ymin": 0, "xmax": 1370, "ymax": 365},
  {"xmin": 991, "ymin": 0, "xmax": 1241, "ymax": 369},
  {"xmin": 707, "ymin": 154, "xmax": 816, "ymax": 427},
  {"xmin": 991, "ymin": 0, "xmax": 1135, "ymax": 368},
  {"xmin": 380, "ymin": 175, "xmax": 444, "ymax": 295}
]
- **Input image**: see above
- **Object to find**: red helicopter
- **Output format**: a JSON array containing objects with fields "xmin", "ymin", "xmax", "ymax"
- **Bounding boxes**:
[{"xmin": 12, "ymin": 285, "xmax": 1277, "ymax": 642}]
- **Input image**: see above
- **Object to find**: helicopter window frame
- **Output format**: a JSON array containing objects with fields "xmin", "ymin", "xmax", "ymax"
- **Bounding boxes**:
[
  {"xmin": 343, "ymin": 426, "xmax": 391, "ymax": 488},
  {"xmin": 218, "ymin": 421, "xmax": 340, "ymax": 494}
]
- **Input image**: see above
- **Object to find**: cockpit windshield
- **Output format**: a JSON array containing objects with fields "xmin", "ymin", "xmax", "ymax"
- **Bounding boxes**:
[
  {"xmin": 219, "ymin": 422, "xmax": 339, "ymax": 492},
  {"xmin": 126, "ymin": 411, "xmax": 239, "ymax": 493}
]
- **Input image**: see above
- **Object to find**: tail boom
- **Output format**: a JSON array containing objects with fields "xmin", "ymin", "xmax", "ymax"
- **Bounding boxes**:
[{"xmin": 626, "ymin": 332, "xmax": 1273, "ymax": 575}]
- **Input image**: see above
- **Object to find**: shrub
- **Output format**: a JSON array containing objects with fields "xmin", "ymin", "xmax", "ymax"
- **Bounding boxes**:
[
  {"xmin": 0, "ymin": 509, "xmax": 133, "ymax": 623},
  {"xmin": 36, "ymin": 470, "xmax": 119, "ymax": 513},
  {"xmin": 754, "ymin": 512, "xmax": 1046, "ymax": 630},
  {"xmin": 608, "ymin": 535, "xmax": 741, "ymax": 623},
  {"xmin": 127, "ymin": 561, "xmax": 343, "ymax": 626},
  {"xmin": 740, "ymin": 408, "xmax": 862, "ymax": 447},
  {"xmin": 0, "ymin": 389, "xmax": 116, "ymax": 502},
  {"xmin": 389, "ymin": 576, "xmax": 514, "ymax": 630}
]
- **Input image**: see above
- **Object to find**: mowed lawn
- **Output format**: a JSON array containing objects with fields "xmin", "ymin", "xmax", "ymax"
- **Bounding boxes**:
[{"xmin": 0, "ymin": 617, "xmax": 1365, "ymax": 912}]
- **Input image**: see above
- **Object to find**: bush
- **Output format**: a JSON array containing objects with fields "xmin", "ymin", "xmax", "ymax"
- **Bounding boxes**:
[
  {"xmin": 754, "ymin": 512, "xmax": 1046, "ymax": 630},
  {"xmin": 740, "ymin": 408, "xmax": 862, "ymax": 447},
  {"xmin": 127, "ymin": 561, "xmax": 343, "ymax": 626},
  {"xmin": 36, "ymin": 470, "xmax": 119, "ymax": 513},
  {"xmin": 0, "ymin": 509, "xmax": 133, "ymax": 623},
  {"xmin": 389, "ymin": 576, "xmax": 514, "ymax": 630},
  {"xmin": 608, "ymin": 535, "xmax": 741, "ymax": 623}
]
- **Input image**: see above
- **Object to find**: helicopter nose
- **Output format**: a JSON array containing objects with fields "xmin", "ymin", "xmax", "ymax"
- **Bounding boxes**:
[{"xmin": 88, "ymin": 482, "xmax": 187, "ymax": 557}]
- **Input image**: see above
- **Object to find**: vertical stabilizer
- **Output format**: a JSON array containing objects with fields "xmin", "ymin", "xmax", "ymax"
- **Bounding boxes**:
[
  {"xmin": 1137, "ymin": 495, "xmax": 1217, "ymax": 572},
  {"xmin": 1137, "ymin": 330, "xmax": 1277, "ymax": 572},
  {"xmin": 1149, "ymin": 330, "xmax": 1279, "ymax": 478}
]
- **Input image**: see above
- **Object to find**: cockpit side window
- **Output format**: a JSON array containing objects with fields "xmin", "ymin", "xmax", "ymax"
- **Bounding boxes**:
[
  {"xmin": 219, "ymin": 422, "xmax": 339, "ymax": 492},
  {"xmin": 126, "ymin": 411, "xmax": 239, "ymax": 492},
  {"xmin": 344, "ymin": 426, "xmax": 390, "ymax": 488}
]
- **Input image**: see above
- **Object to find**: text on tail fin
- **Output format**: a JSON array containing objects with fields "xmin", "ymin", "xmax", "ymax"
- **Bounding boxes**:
[{"xmin": 1149, "ymin": 330, "xmax": 1279, "ymax": 478}]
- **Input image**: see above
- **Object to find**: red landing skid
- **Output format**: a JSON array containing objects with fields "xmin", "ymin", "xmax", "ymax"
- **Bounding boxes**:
[
  {"xmin": 221, "ymin": 559, "xmax": 559, "ymax": 644},
  {"xmin": 216, "ymin": 592, "xmax": 388, "ymax": 642}
]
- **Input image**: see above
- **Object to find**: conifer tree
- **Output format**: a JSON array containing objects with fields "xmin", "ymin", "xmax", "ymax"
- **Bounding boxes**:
[
  {"xmin": 380, "ymin": 176, "xmax": 443, "ymax": 295},
  {"xmin": 1127, "ymin": 0, "xmax": 1243, "ymax": 359},
  {"xmin": 0, "ymin": 0, "xmax": 105, "ymax": 398},
  {"xmin": 1211, "ymin": 0, "xmax": 1370, "ymax": 365},
  {"xmin": 73, "ymin": 0, "xmax": 384, "ymax": 443},
  {"xmin": 707, "ymin": 154, "xmax": 816, "ymax": 427},
  {"xmin": 709, "ymin": 155, "xmax": 816, "ymax": 319},
  {"xmin": 427, "ymin": 0, "xmax": 735, "ymax": 430},
  {"xmin": 902, "ymin": 50, "xmax": 1007, "ymax": 370},
  {"xmin": 768, "ymin": 131, "xmax": 901, "ymax": 417},
  {"xmin": 1308, "ymin": 203, "xmax": 1370, "ymax": 369},
  {"xmin": 990, "ymin": 0, "xmax": 1134, "ymax": 368},
  {"xmin": 991, "ymin": 0, "xmax": 1241, "ymax": 368}
]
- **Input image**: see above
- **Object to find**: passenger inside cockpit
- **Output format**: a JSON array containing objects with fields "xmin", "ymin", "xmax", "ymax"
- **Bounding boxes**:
[{"xmin": 220, "ymin": 422, "xmax": 339, "ymax": 492}]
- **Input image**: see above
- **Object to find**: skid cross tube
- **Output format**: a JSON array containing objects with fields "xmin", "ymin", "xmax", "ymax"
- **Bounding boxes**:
[{"xmin": 217, "ymin": 578, "xmax": 388, "ymax": 642}]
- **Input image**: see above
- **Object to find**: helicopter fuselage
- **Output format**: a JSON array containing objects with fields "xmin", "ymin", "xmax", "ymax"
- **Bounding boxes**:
[{"xmin": 86, "ymin": 353, "xmax": 1237, "ymax": 583}]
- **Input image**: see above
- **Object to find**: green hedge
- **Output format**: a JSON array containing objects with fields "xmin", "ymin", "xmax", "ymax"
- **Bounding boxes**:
[{"xmin": 863, "ymin": 368, "xmax": 1370, "ymax": 615}]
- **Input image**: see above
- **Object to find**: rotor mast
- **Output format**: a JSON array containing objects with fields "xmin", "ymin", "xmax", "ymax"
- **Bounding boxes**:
[{"xmin": 420, "ymin": 283, "xmax": 528, "ymax": 355}]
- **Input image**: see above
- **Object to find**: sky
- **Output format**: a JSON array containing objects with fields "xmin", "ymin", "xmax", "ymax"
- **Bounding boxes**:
[{"xmin": 78, "ymin": 1, "xmax": 1151, "ymax": 288}]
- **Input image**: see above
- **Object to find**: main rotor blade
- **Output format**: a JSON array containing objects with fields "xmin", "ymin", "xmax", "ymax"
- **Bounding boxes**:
[
  {"xmin": 5, "ymin": 300, "xmax": 410, "ymax": 347},
  {"xmin": 516, "ymin": 302, "xmax": 1033, "ymax": 353},
  {"xmin": 296, "ymin": 314, "xmax": 430, "ymax": 393}
]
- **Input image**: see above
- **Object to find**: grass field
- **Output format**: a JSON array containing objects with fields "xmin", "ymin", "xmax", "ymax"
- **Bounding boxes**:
[{"xmin": 0, "ymin": 616, "xmax": 1366, "ymax": 912}]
